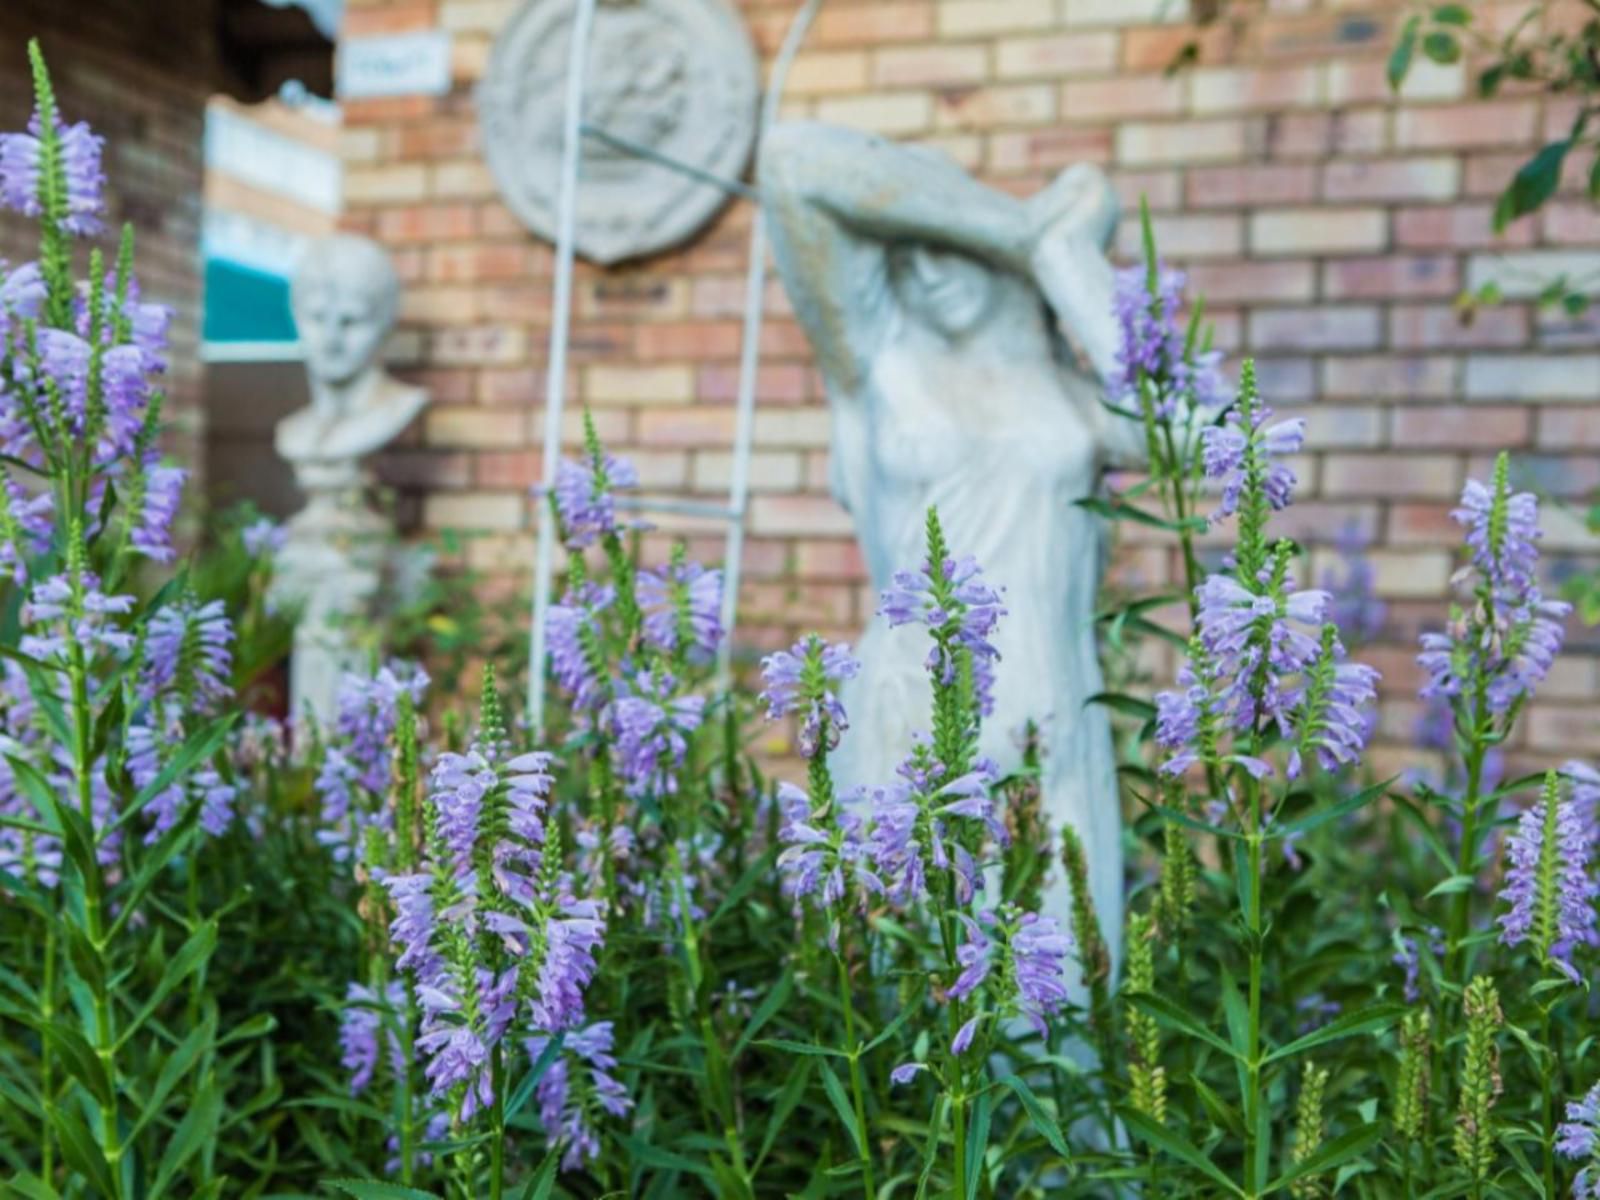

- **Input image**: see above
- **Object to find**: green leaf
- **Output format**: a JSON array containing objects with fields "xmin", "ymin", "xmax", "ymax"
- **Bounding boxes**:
[
  {"xmin": 706, "ymin": 845, "xmax": 775, "ymax": 930},
  {"xmin": 1270, "ymin": 777, "xmax": 1394, "ymax": 839},
  {"xmin": 754, "ymin": 1058, "xmax": 813, "ymax": 1172},
  {"xmin": 863, "ymin": 990, "xmax": 925, "ymax": 1054},
  {"xmin": 326, "ymin": 1182, "xmax": 443, "ymax": 1200},
  {"xmin": 113, "ymin": 712, "xmax": 239, "ymax": 832},
  {"xmin": 1265, "ymin": 1120, "xmax": 1383, "ymax": 1191},
  {"xmin": 1421, "ymin": 30, "xmax": 1460, "ymax": 64},
  {"xmin": 754, "ymin": 1038, "xmax": 846, "ymax": 1058},
  {"xmin": 1431, "ymin": 3, "xmax": 1471, "ymax": 25},
  {"xmin": 151, "ymin": 1079, "xmax": 221, "ymax": 1194},
  {"xmin": 517, "ymin": 1150, "xmax": 562, "ymax": 1200},
  {"xmin": 218, "ymin": 1012, "xmax": 277, "ymax": 1047},
  {"xmin": 1127, "ymin": 992, "xmax": 1241, "ymax": 1062},
  {"xmin": 966, "ymin": 1090, "xmax": 991, "ymax": 1200},
  {"xmin": 616, "ymin": 1135, "xmax": 717, "ymax": 1182},
  {"xmin": 1425, "ymin": 873, "xmax": 1475, "ymax": 899},
  {"xmin": 1388, "ymin": 16, "xmax": 1420, "ymax": 89},
  {"xmin": 1495, "ymin": 141, "xmax": 1569, "ymax": 232},
  {"xmin": 1264, "ymin": 1003, "xmax": 1406, "ymax": 1065},
  {"xmin": 818, "ymin": 1060, "xmax": 865, "ymax": 1157},
  {"xmin": 119, "ymin": 919, "xmax": 218, "ymax": 1044},
  {"xmin": 49, "ymin": 1107, "xmax": 116, "ymax": 1198},
  {"xmin": 127, "ymin": 1011, "xmax": 216, "ymax": 1143},
  {"xmin": 1119, "ymin": 1108, "xmax": 1246, "ymax": 1196},
  {"xmin": 997, "ymin": 1074, "xmax": 1070, "ymax": 1158},
  {"xmin": 1193, "ymin": 1076, "xmax": 1246, "ymax": 1138},
  {"xmin": 506, "ymin": 1032, "xmax": 564, "ymax": 1120},
  {"xmin": 732, "ymin": 969, "xmax": 793, "ymax": 1058},
  {"xmin": 1085, "ymin": 691, "xmax": 1157, "ymax": 720}
]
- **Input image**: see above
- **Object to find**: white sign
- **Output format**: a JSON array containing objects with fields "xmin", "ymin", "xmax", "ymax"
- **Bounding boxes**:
[{"xmin": 337, "ymin": 30, "xmax": 453, "ymax": 99}]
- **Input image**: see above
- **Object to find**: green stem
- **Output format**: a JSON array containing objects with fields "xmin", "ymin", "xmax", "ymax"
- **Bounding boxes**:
[
  {"xmin": 489, "ymin": 1042, "xmax": 505, "ymax": 1200},
  {"xmin": 1243, "ymin": 772, "xmax": 1265, "ymax": 1199},
  {"xmin": 1446, "ymin": 701, "xmax": 1490, "ymax": 988},
  {"xmin": 1540, "ymin": 1004, "xmax": 1555, "ymax": 1199},
  {"xmin": 399, "ymin": 979, "xmax": 418, "ymax": 1185},
  {"xmin": 835, "ymin": 949, "xmax": 876, "ymax": 1200},
  {"xmin": 69, "ymin": 644, "xmax": 123, "ymax": 1198},
  {"xmin": 40, "ymin": 918, "xmax": 55, "ymax": 1181},
  {"xmin": 952, "ymin": 1084, "xmax": 969, "ymax": 1200}
]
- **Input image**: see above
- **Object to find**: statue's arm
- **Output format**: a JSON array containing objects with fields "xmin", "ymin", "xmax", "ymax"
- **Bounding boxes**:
[{"xmin": 760, "ymin": 121, "xmax": 1032, "ymax": 393}]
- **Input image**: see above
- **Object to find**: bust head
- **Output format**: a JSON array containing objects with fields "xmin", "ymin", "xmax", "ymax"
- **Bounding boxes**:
[{"xmin": 291, "ymin": 235, "xmax": 400, "ymax": 388}]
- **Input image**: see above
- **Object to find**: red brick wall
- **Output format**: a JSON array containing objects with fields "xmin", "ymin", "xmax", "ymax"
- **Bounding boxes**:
[
  {"xmin": 0, "ymin": 1, "xmax": 216, "ymax": 481},
  {"xmin": 341, "ymin": 0, "xmax": 1600, "ymax": 770}
]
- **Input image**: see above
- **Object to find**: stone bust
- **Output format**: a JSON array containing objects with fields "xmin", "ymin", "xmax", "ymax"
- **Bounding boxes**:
[
  {"xmin": 273, "ymin": 234, "xmax": 426, "ymax": 726},
  {"xmin": 276, "ymin": 234, "xmax": 427, "ymax": 526}
]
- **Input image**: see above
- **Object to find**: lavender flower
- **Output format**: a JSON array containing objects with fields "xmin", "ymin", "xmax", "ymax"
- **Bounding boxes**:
[
  {"xmin": 125, "ymin": 455, "xmax": 184, "ymax": 563},
  {"xmin": 547, "ymin": 582, "xmax": 613, "ymax": 714},
  {"xmin": 529, "ymin": 899, "xmax": 606, "ymax": 1034},
  {"xmin": 608, "ymin": 670, "xmax": 705, "ymax": 798},
  {"xmin": 339, "ymin": 980, "xmax": 405, "ymax": 1095},
  {"xmin": 1558, "ymin": 1083, "xmax": 1600, "ymax": 1199},
  {"xmin": 880, "ymin": 551, "xmax": 1005, "ymax": 715},
  {"xmin": 241, "ymin": 517, "xmax": 286, "ymax": 558},
  {"xmin": 1108, "ymin": 261, "xmax": 1226, "ymax": 418},
  {"xmin": 0, "ymin": 260, "xmax": 45, "ymax": 342},
  {"xmin": 21, "ymin": 571, "xmax": 135, "ymax": 659},
  {"xmin": 1418, "ymin": 456, "xmax": 1570, "ymax": 715},
  {"xmin": 527, "ymin": 1022, "xmax": 634, "ymax": 1171},
  {"xmin": 1201, "ymin": 404, "xmax": 1305, "ymax": 523},
  {"xmin": 549, "ymin": 451, "xmax": 638, "ymax": 549},
  {"xmin": 0, "ymin": 110, "xmax": 105, "ymax": 236},
  {"xmin": 0, "ymin": 472, "xmax": 52, "ymax": 584},
  {"xmin": 1498, "ymin": 773, "xmax": 1597, "ymax": 981},
  {"xmin": 142, "ymin": 597, "xmax": 234, "ymax": 712},
  {"xmin": 948, "ymin": 913, "xmax": 993, "ymax": 1000},
  {"xmin": 1010, "ymin": 911, "xmax": 1073, "ymax": 1034},
  {"xmin": 1322, "ymin": 525, "xmax": 1386, "ymax": 645},
  {"xmin": 639, "ymin": 556, "xmax": 723, "ymax": 664},
  {"xmin": 889, "ymin": 1062, "xmax": 928, "ymax": 1085},
  {"xmin": 759, "ymin": 636, "xmax": 859, "ymax": 758}
]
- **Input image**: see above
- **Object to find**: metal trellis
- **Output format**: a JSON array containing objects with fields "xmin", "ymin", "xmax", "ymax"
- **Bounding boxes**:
[{"xmin": 527, "ymin": 0, "xmax": 822, "ymax": 732}]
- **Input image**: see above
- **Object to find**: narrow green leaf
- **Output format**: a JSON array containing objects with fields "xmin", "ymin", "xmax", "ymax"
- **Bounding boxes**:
[
  {"xmin": 127, "ymin": 1013, "xmax": 216, "ymax": 1143},
  {"xmin": 119, "ymin": 920, "xmax": 218, "ymax": 1044},
  {"xmin": 49, "ymin": 1107, "xmax": 116, "ymax": 1198},
  {"xmin": 506, "ymin": 1032, "xmax": 564, "ymax": 1121},
  {"xmin": 517, "ymin": 1150, "xmax": 562, "ymax": 1200},
  {"xmin": 1494, "ymin": 141, "xmax": 1569, "ymax": 232},
  {"xmin": 326, "ymin": 1181, "xmax": 443, "ymax": 1200},
  {"xmin": 1264, "ymin": 1003, "xmax": 1405, "ymax": 1065},
  {"xmin": 1127, "ymin": 993, "xmax": 1241, "ymax": 1062},
  {"xmin": 818, "ymin": 1060, "xmax": 865, "ymax": 1156},
  {"xmin": 616, "ymin": 1135, "xmax": 717, "ymax": 1181},
  {"xmin": 1264, "ymin": 1121, "xmax": 1382, "ymax": 1192},
  {"xmin": 113, "ymin": 712, "xmax": 239, "ymax": 832},
  {"xmin": 754, "ymin": 1038, "xmax": 846, "ymax": 1058},
  {"xmin": 1388, "ymin": 16, "xmax": 1420, "ymax": 89},
  {"xmin": 1084, "ymin": 692, "xmax": 1158, "ymax": 720},
  {"xmin": 1270, "ymin": 777, "xmax": 1395, "ymax": 839},
  {"xmin": 151, "ymin": 1080, "xmax": 221, "ymax": 1194},
  {"xmin": 754, "ymin": 1058, "xmax": 812, "ymax": 1171},
  {"xmin": 732, "ymin": 969, "xmax": 793, "ymax": 1058},
  {"xmin": 1119, "ymin": 1108, "xmax": 1245, "ymax": 1196},
  {"xmin": 997, "ymin": 1074, "xmax": 1070, "ymax": 1158}
]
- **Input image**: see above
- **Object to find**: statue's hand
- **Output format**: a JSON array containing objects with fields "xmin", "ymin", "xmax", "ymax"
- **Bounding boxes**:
[{"xmin": 1026, "ymin": 163, "xmax": 1118, "ymax": 252}]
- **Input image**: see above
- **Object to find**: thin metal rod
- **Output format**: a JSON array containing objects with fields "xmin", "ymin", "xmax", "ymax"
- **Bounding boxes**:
[
  {"xmin": 528, "ymin": 0, "xmax": 596, "ymax": 733},
  {"xmin": 716, "ymin": 0, "xmax": 822, "ymax": 692},
  {"xmin": 580, "ymin": 123, "xmax": 759, "ymax": 201},
  {"xmin": 614, "ymin": 495, "xmax": 743, "ymax": 521}
]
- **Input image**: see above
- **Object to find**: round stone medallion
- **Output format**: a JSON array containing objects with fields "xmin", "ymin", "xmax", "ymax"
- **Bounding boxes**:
[{"xmin": 478, "ymin": 0, "xmax": 760, "ymax": 266}]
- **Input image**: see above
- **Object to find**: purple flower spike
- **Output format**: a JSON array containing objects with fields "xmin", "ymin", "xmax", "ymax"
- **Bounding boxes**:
[
  {"xmin": 0, "ymin": 112, "xmax": 105, "ymax": 236},
  {"xmin": 759, "ymin": 636, "xmax": 859, "ymax": 758}
]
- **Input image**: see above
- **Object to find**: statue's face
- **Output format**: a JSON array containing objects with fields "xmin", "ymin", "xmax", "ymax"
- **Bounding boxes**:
[
  {"xmin": 293, "ymin": 283, "xmax": 390, "ymax": 388},
  {"xmin": 894, "ymin": 245, "xmax": 994, "ymax": 340}
]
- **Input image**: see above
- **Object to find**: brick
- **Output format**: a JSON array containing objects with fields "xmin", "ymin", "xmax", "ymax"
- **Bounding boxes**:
[
  {"xmin": 584, "ymin": 365, "xmax": 694, "ymax": 406},
  {"xmin": 1265, "ymin": 110, "xmax": 1387, "ymax": 159},
  {"xmin": 428, "ymin": 326, "xmax": 527, "ymax": 366},
  {"xmin": 754, "ymin": 409, "xmax": 832, "ymax": 448},
  {"xmin": 638, "ymin": 408, "xmax": 737, "ymax": 447},
  {"xmin": 1541, "ymin": 201, "xmax": 1600, "ymax": 244},
  {"xmin": 1387, "ymin": 503, "xmax": 1458, "ymax": 546},
  {"xmin": 1249, "ymin": 306, "xmax": 1382, "ymax": 352},
  {"xmin": 796, "ymin": 540, "xmax": 869, "ymax": 582},
  {"xmin": 1365, "ymin": 550, "xmax": 1453, "ymax": 597},
  {"xmin": 748, "ymin": 494, "xmax": 854, "ymax": 537},
  {"xmin": 988, "ymin": 126, "xmax": 1113, "ymax": 172},
  {"xmin": 1062, "ymin": 75, "xmax": 1185, "ymax": 122},
  {"xmin": 815, "ymin": 92, "xmax": 933, "ymax": 136},
  {"xmin": 692, "ymin": 450, "xmax": 805, "ymax": 493},
  {"xmin": 1528, "ymin": 705, "xmax": 1600, "ymax": 754},
  {"xmin": 1395, "ymin": 101, "xmax": 1538, "ymax": 150},
  {"xmin": 633, "ymin": 321, "xmax": 742, "ymax": 361},
  {"xmin": 438, "ymin": 0, "xmax": 517, "ymax": 34},
  {"xmin": 473, "ymin": 451, "xmax": 537, "ymax": 490},
  {"xmin": 1322, "ymin": 454, "xmax": 1460, "ymax": 499},
  {"xmin": 1390, "ymin": 304, "xmax": 1528, "ymax": 351},
  {"xmin": 431, "ymin": 161, "xmax": 495, "ymax": 199},
  {"xmin": 376, "ymin": 203, "xmax": 477, "ymax": 243},
  {"xmin": 374, "ymin": 450, "xmax": 473, "ymax": 490},
  {"xmin": 1325, "ymin": 57, "xmax": 1465, "ymax": 104},
  {"xmin": 1187, "ymin": 163, "xmax": 1316, "ymax": 208},
  {"xmin": 936, "ymin": 84, "xmax": 1057, "ymax": 131},
  {"xmin": 995, "ymin": 32, "xmax": 1118, "ymax": 78},
  {"xmin": 1322, "ymin": 156, "xmax": 1460, "ymax": 202},
  {"xmin": 424, "ymin": 406, "xmax": 526, "ymax": 448},
  {"xmin": 1190, "ymin": 65, "xmax": 1322, "ymax": 114},
  {"xmin": 1116, "ymin": 119, "xmax": 1248, "ymax": 165},
  {"xmin": 1465, "ymin": 355, "xmax": 1600, "ymax": 401},
  {"xmin": 423, "ymin": 491, "xmax": 525, "ymax": 531},
  {"xmin": 1303, "ymin": 406, "xmax": 1384, "ymax": 449},
  {"xmin": 401, "ymin": 286, "xmax": 482, "ymax": 324},
  {"xmin": 1065, "ymin": 0, "xmax": 1179, "ymax": 26},
  {"xmin": 1538, "ymin": 408, "xmax": 1600, "ymax": 449},
  {"xmin": 1322, "ymin": 255, "xmax": 1458, "ymax": 300},
  {"xmin": 782, "ymin": 50, "xmax": 870, "ymax": 96},
  {"xmin": 814, "ymin": 3, "xmax": 935, "ymax": 46},
  {"xmin": 873, "ymin": 43, "xmax": 988, "ymax": 88},
  {"xmin": 1250, "ymin": 207, "xmax": 1387, "ymax": 255},
  {"xmin": 937, "ymin": 0, "xmax": 1053, "ymax": 36},
  {"xmin": 344, "ymin": 163, "xmax": 428, "ymax": 204},
  {"xmin": 427, "ymin": 244, "xmax": 535, "ymax": 283},
  {"xmin": 1114, "ymin": 213, "xmax": 1244, "ymax": 261},
  {"xmin": 697, "ymin": 363, "xmax": 811, "ymax": 405},
  {"xmin": 1466, "ymin": 251, "xmax": 1600, "ymax": 300},
  {"xmin": 1391, "ymin": 406, "xmax": 1530, "ymax": 449},
  {"xmin": 1393, "ymin": 204, "xmax": 1536, "ymax": 250}
]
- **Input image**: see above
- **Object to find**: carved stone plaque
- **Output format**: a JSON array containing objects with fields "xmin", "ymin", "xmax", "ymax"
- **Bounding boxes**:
[{"xmin": 478, "ymin": 0, "xmax": 759, "ymax": 265}]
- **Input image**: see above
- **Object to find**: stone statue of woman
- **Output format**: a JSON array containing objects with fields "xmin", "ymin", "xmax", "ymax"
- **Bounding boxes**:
[{"xmin": 761, "ymin": 122, "xmax": 1142, "ymax": 982}]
